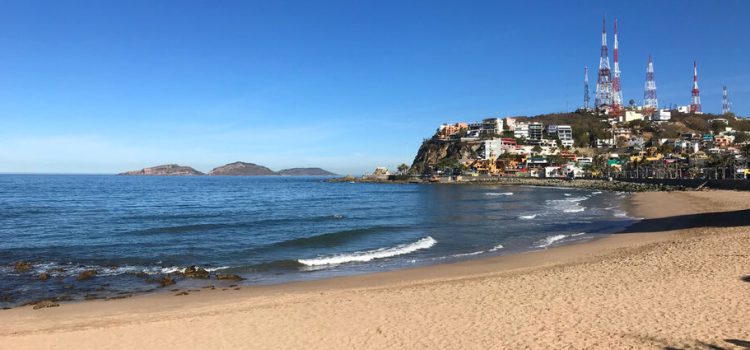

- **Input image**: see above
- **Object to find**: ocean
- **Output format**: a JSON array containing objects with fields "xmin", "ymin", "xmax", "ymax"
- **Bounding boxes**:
[{"xmin": 0, "ymin": 175, "xmax": 637, "ymax": 307}]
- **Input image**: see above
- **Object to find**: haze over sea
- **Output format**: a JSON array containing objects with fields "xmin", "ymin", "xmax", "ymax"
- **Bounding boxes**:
[{"xmin": 0, "ymin": 175, "xmax": 636, "ymax": 307}]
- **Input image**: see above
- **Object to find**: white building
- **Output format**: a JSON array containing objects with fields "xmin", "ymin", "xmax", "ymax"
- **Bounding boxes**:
[
  {"xmin": 557, "ymin": 125, "xmax": 574, "ymax": 148},
  {"xmin": 513, "ymin": 123, "xmax": 529, "ymax": 139},
  {"xmin": 651, "ymin": 109, "xmax": 672, "ymax": 121},
  {"xmin": 621, "ymin": 110, "xmax": 644, "ymax": 123},
  {"xmin": 528, "ymin": 122, "xmax": 543, "ymax": 144},
  {"xmin": 481, "ymin": 118, "xmax": 503, "ymax": 135}
]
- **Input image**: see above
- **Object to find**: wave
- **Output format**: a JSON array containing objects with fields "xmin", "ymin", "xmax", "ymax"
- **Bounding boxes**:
[
  {"xmin": 485, "ymin": 192, "xmax": 513, "ymax": 196},
  {"xmin": 450, "ymin": 250, "xmax": 486, "ymax": 258},
  {"xmin": 270, "ymin": 226, "xmax": 405, "ymax": 249},
  {"xmin": 2, "ymin": 262, "xmax": 229, "ymax": 278},
  {"xmin": 546, "ymin": 196, "xmax": 588, "ymax": 213},
  {"xmin": 591, "ymin": 191, "xmax": 602, "ymax": 195},
  {"xmin": 519, "ymin": 214, "xmax": 537, "ymax": 220},
  {"xmin": 489, "ymin": 244, "xmax": 504, "ymax": 252},
  {"xmin": 564, "ymin": 193, "xmax": 572, "ymax": 196},
  {"xmin": 534, "ymin": 233, "xmax": 587, "ymax": 248},
  {"xmin": 297, "ymin": 236, "xmax": 437, "ymax": 266},
  {"xmin": 564, "ymin": 208, "xmax": 585, "ymax": 213},
  {"xmin": 534, "ymin": 234, "xmax": 568, "ymax": 248}
]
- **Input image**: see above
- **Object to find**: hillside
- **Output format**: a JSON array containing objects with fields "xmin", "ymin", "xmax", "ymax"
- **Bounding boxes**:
[
  {"xmin": 208, "ymin": 162, "xmax": 276, "ymax": 176},
  {"xmin": 277, "ymin": 168, "xmax": 337, "ymax": 176},
  {"xmin": 119, "ymin": 164, "xmax": 204, "ymax": 176}
]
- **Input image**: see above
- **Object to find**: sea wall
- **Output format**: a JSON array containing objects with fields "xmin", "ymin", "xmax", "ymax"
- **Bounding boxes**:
[{"xmin": 617, "ymin": 178, "xmax": 750, "ymax": 191}]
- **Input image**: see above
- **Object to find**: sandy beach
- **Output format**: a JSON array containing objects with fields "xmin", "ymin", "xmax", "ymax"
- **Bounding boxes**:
[{"xmin": 1, "ymin": 190, "xmax": 748, "ymax": 349}]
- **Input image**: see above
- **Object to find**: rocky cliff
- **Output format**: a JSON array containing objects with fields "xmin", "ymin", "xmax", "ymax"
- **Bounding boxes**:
[
  {"xmin": 277, "ymin": 168, "xmax": 337, "ymax": 176},
  {"xmin": 119, "ymin": 164, "xmax": 204, "ymax": 176},
  {"xmin": 410, "ymin": 139, "xmax": 481, "ymax": 173},
  {"xmin": 208, "ymin": 162, "xmax": 276, "ymax": 176}
]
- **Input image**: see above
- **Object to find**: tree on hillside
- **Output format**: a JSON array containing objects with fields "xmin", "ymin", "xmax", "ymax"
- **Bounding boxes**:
[{"xmin": 397, "ymin": 163, "xmax": 409, "ymax": 175}]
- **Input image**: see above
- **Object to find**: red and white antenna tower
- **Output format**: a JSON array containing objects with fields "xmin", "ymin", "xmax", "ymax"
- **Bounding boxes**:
[
  {"xmin": 611, "ymin": 18, "xmax": 623, "ymax": 113},
  {"xmin": 595, "ymin": 17, "xmax": 612, "ymax": 111},
  {"xmin": 690, "ymin": 61, "xmax": 701, "ymax": 113},
  {"xmin": 722, "ymin": 86, "xmax": 731, "ymax": 115},
  {"xmin": 643, "ymin": 55, "xmax": 658, "ymax": 110}
]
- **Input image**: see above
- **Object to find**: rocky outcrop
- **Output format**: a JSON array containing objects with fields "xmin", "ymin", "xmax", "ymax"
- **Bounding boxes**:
[
  {"xmin": 183, "ymin": 266, "xmax": 209, "ymax": 279},
  {"xmin": 277, "ymin": 168, "xmax": 336, "ymax": 176},
  {"xmin": 208, "ymin": 162, "xmax": 276, "ymax": 176},
  {"xmin": 14, "ymin": 261, "xmax": 32, "ymax": 273},
  {"xmin": 32, "ymin": 300, "xmax": 60, "ymax": 310},
  {"xmin": 119, "ymin": 164, "xmax": 204, "ymax": 176},
  {"xmin": 76, "ymin": 269, "xmax": 97, "ymax": 281},
  {"xmin": 215, "ymin": 274, "xmax": 244, "ymax": 281},
  {"xmin": 410, "ymin": 138, "xmax": 481, "ymax": 173}
]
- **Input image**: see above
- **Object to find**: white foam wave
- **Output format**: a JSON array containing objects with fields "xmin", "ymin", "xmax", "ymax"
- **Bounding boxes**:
[
  {"xmin": 5, "ymin": 262, "xmax": 228, "ymax": 278},
  {"xmin": 535, "ymin": 232, "xmax": 587, "ymax": 248},
  {"xmin": 451, "ymin": 250, "xmax": 485, "ymax": 258},
  {"xmin": 591, "ymin": 191, "xmax": 602, "ymax": 195},
  {"xmin": 485, "ymin": 192, "xmax": 513, "ymax": 196},
  {"xmin": 535, "ymin": 234, "xmax": 568, "ymax": 248},
  {"xmin": 519, "ymin": 214, "xmax": 538, "ymax": 220},
  {"xmin": 564, "ymin": 193, "xmax": 572, "ymax": 196},
  {"xmin": 564, "ymin": 208, "xmax": 585, "ymax": 213},
  {"xmin": 298, "ymin": 236, "xmax": 437, "ymax": 266},
  {"xmin": 489, "ymin": 244, "xmax": 504, "ymax": 252}
]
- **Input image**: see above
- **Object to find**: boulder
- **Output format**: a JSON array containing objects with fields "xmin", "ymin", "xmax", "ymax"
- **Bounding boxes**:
[
  {"xmin": 14, "ymin": 261, "xmax": 32, "ymax": 273},
  {"xmin": 33, "ymin": 300, "xmax": 60, "ymax": 310},
  {"xmin": 183, "ymin": 266, "xmax": 209, "ymax": 279},
  {"xmin": 77, "ymin": 269, "xmax": 98, "ymax": 281},
  {"xmin": 39, "ymin": 272, "xmax": 50, "ymax": 281},
  {"xmin": 158, "ymin": 276, "xmax": 176, "ymax": 287},
  {"xmin": 215, "ymin": 274, "xmax": 244, "ymax": 281}
]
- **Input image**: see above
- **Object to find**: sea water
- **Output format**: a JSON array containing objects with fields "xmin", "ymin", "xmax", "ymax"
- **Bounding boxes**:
[{"xmin": 0, "ymin": 175, "xmax": 637, "ymax": 307}]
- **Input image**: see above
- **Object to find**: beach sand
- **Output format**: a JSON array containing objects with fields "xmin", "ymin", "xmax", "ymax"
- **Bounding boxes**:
[{"xmin": 1, "ymin": 190, "xmax": 748, "ymax": 349}]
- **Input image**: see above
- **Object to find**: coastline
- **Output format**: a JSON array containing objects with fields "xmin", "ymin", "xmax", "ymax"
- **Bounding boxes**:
[{"xmin": 1, "ymin": 190, "xmax": 748, "ymax": 349}]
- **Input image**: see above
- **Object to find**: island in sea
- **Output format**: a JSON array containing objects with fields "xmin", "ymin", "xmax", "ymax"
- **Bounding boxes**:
[{"xmin": 119, "ymin": 161, "xmax": 337, "ymax": 176}]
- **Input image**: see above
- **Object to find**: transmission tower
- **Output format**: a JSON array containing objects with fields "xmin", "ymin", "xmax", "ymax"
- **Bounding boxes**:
[
  {"xmin": 584, "ymin": 66, "xmax": 590, "ymax": 110},
  {"xmin": 643, "ymin": 55, "xmax": 658, "ymax": 110},
  {"xmin": 722, "ymin": 86, "xmax": 731, "ymax": 114},
  {"xmin": 689, "ymin": 61, "xmax": 701, "ymax": 113},
  {"xmin": 611, "ymin": 18, "xmax": 623, "ymax": 113},
  {"xmin": 595, "ymin": 17, "xmax": 612, "ymax": 111}
]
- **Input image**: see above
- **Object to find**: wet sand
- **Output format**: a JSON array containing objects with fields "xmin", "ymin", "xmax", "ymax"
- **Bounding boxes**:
[{"xmin": 1, "ymin": 190, "xmax": 748, "ymax": 349}]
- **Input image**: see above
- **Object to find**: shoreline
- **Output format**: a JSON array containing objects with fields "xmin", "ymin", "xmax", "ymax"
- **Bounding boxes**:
[{"xmin": 1, "ymin": 190, "xmax": 748, "ymax": 349}]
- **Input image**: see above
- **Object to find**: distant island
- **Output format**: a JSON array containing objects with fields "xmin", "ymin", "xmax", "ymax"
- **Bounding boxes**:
[
  {"xmin": 120, "ymin": 162, "xmax": 337, "ymax": 176},
  {"xmin": 209, "ymin": 162, "xmax": 276, "ymax": 176},
  {"xmin": 277, "ymin": 168, "xmax": 337, "ymax": 176},
  {"xmin": 119, "ymin": 164, "xmax": 204, "ymax": 176}
]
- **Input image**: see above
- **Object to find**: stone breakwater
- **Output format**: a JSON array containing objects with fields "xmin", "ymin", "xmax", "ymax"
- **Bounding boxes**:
[{"xmin": 330, "ymin": 176, "xmax": 682, "ymax": 192}]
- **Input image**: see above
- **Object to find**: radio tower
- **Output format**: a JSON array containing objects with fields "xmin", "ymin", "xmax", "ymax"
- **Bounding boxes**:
[
  {"xmin": 611, "ymin": 18, "xmax": 623, "ymax": 113},
  {"xmin": 690, "ymin": 61, "xmax": 701, "ymax": 113},
  {"xmin": 643, "ymin": 55, "xmax": 658, "ymax": 110},
  {"xmin": 584, "ymin": 66, "xmax": 590, "ymax": 110},
  {"xmin": 722, "ymin": 86, "xmax": 731, "ymax": 114},
  {"xmin": 595, "ymin": 17, "xmax": 612, "ymax": 111}
]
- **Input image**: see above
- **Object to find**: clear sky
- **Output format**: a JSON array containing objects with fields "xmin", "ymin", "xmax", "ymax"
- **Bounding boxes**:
[{"xmin": 1, "ymin": 1, "xmax": 748, "ymax": 174}]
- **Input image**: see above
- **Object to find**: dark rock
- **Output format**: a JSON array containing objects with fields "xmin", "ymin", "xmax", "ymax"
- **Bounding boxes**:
[
  {"xmin": 215, "ymin": 274, "xmax": 244, "ymax": 281},
  {"xmin": 39, "ymin": 272, "xmax": 50, "ymax": 281},
  {"xmin": 84, "ymin": 294, "xmax": 99, "ymax": 300},
  {"xmin": 33, "ymin": 300, "xmax": 60, "ymax": 310},
  {"xmin": 158, "ymin": 276, "xmax": 175, "ymax": 287},
  {"xmin": 175, "ymin": 291, "xmax": 189, "ymax": 296},
  {"xmin": 77, "ymin": 269, "xmax": 98, "ymax": 281},
  {"xmin": 183, "ymin": 266, "xmax": 209, "ymax": 279},
  {"xmin": 14, "ymin": 261, "xmax": 33, "ymax": 273}
]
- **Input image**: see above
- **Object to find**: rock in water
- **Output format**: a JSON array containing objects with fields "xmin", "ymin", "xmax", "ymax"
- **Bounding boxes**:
[
  {"xmin": 215, "ymin": 274, "xmax": 244, "ymax": 281},
  {"xmin": 183, "ymin": 266, "xmax": 209, "ymax": 279},
  {"xmin": 33, "ymin": 300, "xmax": 60, "ymax": 310},
  {"xmin": 208, "ymin": 162, "xmax": 276, "ymax": 176},
  {"xmin": 39, "ymin": 272, "xmax": 50, "ymax": 281},
  {"xmin": 77, "ymin": 269, "xmax": 98, "ymax": 281},
  {"xmin": 119, "ymin": 164, "xmax": 204, "ymax": 176},
  {"xmin": 14, "ymin": 261, "xmax": 32, "ymax": 273}
]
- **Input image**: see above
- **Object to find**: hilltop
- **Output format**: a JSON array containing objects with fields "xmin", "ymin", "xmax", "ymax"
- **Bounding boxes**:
[{"xmin": 119, "ymin": 164, "xmax": 204, "ymax": 176}]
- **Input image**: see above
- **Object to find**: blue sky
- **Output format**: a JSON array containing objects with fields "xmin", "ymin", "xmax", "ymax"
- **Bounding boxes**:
[{"xmin": 0, "ymin": 1, "xmax": 748, "ymax": 174}]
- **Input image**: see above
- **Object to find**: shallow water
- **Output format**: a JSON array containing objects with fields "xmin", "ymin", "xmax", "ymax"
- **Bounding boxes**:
[{"xmin": 0, "ymin": 175, "xmax": 636, "ymax": 307}]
